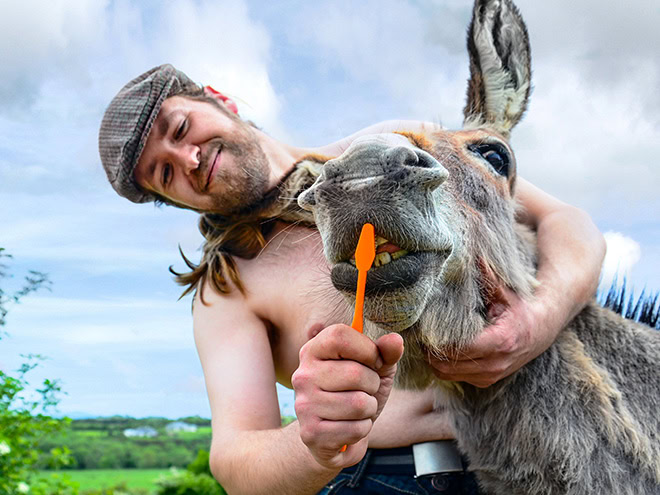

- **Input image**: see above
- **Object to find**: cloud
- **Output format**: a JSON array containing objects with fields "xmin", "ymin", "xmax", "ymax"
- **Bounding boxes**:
[
  {"xmin": 0, "ymin": 190, "xmax": 204, "ymax": 277},
  {"xmin": 600, "ymin": 231, "xmax": 642, "ymax": 290},
  {"xmin": 8, "ymin": 295, "xmax": 195, "ymax": 348},
  {"xmin": 289, "ymin": 0, "xmax": 470, "ymax": 125},
  {"xmin": 0, "ymin": 0, "xmax": 108, "ymax": 112},
  {"xmin": 513, "ymin": 62, "xmax": 660, "ymax": 218},
  {"xmin": 148, "ymin": 0, "xmax": 284, "ymax": 137},
  {"xmin": 517, "ymin": 0, "xmax": 660, "ymax": 92}
]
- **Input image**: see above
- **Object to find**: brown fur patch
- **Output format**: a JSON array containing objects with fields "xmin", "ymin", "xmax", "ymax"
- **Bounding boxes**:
[
  {"xmin": 560, "ymin": 331, "xmax": 659, "ymax": 481},
  {"xmin": 295, "ymin": 153, "xmax": 334, "ymax": 165},
  {"xmin": 394, "ymin": 131, "xmax": 435, "ymax": 153}
]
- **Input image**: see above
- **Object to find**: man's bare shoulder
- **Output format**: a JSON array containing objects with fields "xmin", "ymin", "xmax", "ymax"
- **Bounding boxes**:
[{"xmin": 192, "ymin": 278, "xmax": 258, "ymax": 334}]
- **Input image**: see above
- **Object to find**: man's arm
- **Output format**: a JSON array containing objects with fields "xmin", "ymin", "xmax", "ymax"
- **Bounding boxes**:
[
  {"xmin": 429, "ymin": 178, "xmax": 606, "ymax": 387},
  {"xmin": 193, "ymin": 285, "xmax": 339, "ymax": 495}
]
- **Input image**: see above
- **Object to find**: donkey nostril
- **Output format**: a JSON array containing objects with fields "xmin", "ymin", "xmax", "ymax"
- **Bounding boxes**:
[
  {"xmin": 297, "ymin": 187, "xmax": 316, "ymax": 210},
  {"xmin": 391, "ymin": 169, "xmax": 411, "ymax": 182},
  {"xmin": 385, "ymin": 146, "xmax": 419, "ymax": 169}
]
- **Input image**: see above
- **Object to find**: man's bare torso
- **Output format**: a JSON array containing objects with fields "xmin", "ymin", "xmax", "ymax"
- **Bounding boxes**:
[{"xmin": 233, "ymin": 222, "xmax": 455, "ymax": 447}]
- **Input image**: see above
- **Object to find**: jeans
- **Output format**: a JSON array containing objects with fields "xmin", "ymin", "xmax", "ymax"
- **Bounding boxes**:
[{"xmin": 317, "ymin": 449, "xmax": 482, "ymax": 495}]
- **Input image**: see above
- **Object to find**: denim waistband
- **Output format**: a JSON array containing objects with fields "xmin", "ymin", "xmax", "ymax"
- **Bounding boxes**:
[
  {"xmin": 343, "ymin": 441, "xmax": 468, "ymax": 478},
  {"xmin": 327, "ymin": 443, "xmax": 481, "ymax": 494},
  {"xmin": 342, "ymin": 446, "xmax": 417, "ymax": 476}
]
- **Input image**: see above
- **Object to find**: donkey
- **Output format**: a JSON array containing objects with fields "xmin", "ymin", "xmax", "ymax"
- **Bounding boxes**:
[{"xmin": 296, "ymin": 0, "xmax": 660, "ymax": 493}]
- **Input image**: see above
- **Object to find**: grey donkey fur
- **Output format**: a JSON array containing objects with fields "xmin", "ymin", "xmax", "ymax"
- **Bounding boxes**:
[{"xmin": 296, "ymin": 0, "xmax": 660, "ymax": 493}]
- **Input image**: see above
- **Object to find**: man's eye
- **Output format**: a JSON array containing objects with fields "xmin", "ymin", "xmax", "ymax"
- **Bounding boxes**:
[
  {"xmin": 162, "ymin": 164, "xmax": 172, "ymax": 187},
  {"xmin": 174, "ymin": 119, "xmax": 187, "ymax": 140},
  {"xmin": 468, "ymin": 143, "xmax": 510, "ymax": 176}
]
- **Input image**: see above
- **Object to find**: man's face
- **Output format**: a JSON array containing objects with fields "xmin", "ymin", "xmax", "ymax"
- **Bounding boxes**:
[{"xmin": 134, "ymin": 95, "xmax": 271, "ymax": 214}]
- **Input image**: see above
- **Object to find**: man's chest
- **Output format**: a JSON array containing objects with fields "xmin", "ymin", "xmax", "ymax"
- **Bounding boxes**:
[{"xmin": 235, "ymin": 227, "xmax": 352, "ymax": 379}]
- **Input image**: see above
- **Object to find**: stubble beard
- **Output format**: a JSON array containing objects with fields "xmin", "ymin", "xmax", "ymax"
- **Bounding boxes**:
[{"xmin": 204, "ymin": 122, "xmax": 271, "ymax": 215}]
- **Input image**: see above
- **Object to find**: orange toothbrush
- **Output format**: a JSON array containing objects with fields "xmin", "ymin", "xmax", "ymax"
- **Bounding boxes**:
[
  {"xmin": 341, "ymin": 223, "xmax": 376, "ymax": 452},
  {"xmin": 350, "ymin": 223, "xmax": 376, "ymax": 333}
]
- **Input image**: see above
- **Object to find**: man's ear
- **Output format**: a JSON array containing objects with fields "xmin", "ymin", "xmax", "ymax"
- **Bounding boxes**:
[{"xmin": 203, "ymin": 85, "xmax": 239, "ymax": 114}]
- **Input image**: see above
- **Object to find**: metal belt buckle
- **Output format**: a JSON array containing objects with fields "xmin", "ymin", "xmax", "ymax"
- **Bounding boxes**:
[{"xmin": 412, "ymin": 441, "xmax": 464, "ymax": 478}]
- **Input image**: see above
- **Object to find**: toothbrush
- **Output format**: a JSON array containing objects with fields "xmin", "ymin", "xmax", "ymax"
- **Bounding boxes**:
[{"xmin": 341, "ymin": 223, "xmax": 376, "ymax": 452}]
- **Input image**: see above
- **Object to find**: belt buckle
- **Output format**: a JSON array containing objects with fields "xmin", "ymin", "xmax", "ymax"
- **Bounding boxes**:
[{"xmin": 412, "ymin": 441, "xmax": 464, "ymax": 478}]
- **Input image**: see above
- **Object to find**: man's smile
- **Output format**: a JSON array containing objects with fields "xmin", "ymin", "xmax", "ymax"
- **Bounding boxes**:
[{"xmin": 205, "ymin": 146, "xmax": 222, "ymax": 191}]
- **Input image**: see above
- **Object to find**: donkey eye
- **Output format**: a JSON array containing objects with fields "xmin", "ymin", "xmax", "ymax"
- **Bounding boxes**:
[{"xmin": 469, "ymin": 143, "xmax": 510, "ymax": 177}]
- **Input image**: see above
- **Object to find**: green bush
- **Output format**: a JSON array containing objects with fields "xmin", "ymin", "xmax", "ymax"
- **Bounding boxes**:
[
  {"xmin": 154, "ymin": 470, "xmax": 226, "ymax": 495},
  {"xmin": 186, "ymin": 450, "xmax": 211, "ymax": 477},
  {"xmin": 0, "ymin": 248, "xmax": 77, "ymax": 495},
  {"xmin": 37, "ymin": 425, "xmax": 211, "ymax": 470},
  {"xmin": 79, "ymin": 481, "xmax": 148, "ymax": 495}
]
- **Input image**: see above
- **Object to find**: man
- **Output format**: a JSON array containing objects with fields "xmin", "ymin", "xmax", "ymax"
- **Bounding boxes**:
[{"xmin": 99, "ymin": 64, "xmax": 606, "ymax": 494}]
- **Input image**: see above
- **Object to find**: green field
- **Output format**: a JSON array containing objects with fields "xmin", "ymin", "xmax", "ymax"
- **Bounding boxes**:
[{"xmin": 42, "ymin": 469, "xmax": 170, "ymax": 491}]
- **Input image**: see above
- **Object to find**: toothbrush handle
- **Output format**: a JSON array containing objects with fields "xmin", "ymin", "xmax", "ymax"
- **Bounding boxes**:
[
  {"xmin": 342, "ymin": 269, "xmax": 368, "ymax": 453},
  {"xmin": 350, "ymin": 270, "xmax": 367, "ymax": 333}
]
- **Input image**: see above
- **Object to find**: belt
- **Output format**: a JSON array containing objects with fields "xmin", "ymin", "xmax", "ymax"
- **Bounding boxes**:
[{"xmin": 342, "ymin": 440, "xmax": 466, "ymax": 478}]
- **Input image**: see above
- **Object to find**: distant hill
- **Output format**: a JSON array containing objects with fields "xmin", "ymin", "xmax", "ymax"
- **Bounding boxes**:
[{"xmin": 36, "ymin": 416, "xmax": 213, "ymax": 470}]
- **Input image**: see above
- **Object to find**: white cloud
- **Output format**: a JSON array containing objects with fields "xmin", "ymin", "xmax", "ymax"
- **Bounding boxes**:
[
  {"xmin": 513, "ymin": 62, "xmax": 660, "ymax": 216},
  {"xmin": 0, "ymin": 0, "xmax": 108, "ymax": 112},
  {"xmin": 0, "ymin": 191, "xmax": 203, "ymax": 276},
  {"xmin": 172, "ymin": 375, "xmax": 207, "ymax": 394},
  {"xmin": 8, "ymin": 295, "xmax": 194, "ymax": 348},
  {"xmin": 152, "ymin": 0, "xmax": 284, "ymax": 137},
  {"xmin": 600, "ymin": 231, "xmax": 642, "ymax": 290},
  {"xmin": 290, "ymin": 0, "xmax": 469, "ymax": 125}
]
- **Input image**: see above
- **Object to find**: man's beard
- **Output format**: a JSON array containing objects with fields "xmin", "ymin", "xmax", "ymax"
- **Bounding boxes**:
[{"xmin": 203, "ymin": 122, "xmax": 270, "ymax": 215}]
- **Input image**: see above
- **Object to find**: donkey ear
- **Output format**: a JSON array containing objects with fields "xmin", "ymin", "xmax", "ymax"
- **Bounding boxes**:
[{"xmin": 463, "ymin": 0, "xmax": 532, "ymax": 137}]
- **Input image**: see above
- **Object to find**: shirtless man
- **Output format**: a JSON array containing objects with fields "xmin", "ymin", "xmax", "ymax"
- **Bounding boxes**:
[{"xmin": 99, "ymin": 65, "xmax": 606, "ymax": 494}]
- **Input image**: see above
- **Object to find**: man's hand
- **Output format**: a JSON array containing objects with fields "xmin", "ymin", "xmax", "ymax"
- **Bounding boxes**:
[
  {"xmin": 428, "ymin": 286, "xmax": 555, "ymax": 388},
  {"xmin": 292, "ymin": 324, "xmax": 404, "ymax": 469},
  {"xmin": 429, "ymin": 179, "xmax": 606, "ymax": 388}
]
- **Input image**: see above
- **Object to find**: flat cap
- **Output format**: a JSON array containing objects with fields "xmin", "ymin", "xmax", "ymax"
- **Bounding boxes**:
[{"xmin": 98, "ymin": 64, "xmax": 199, "ymax": 203}]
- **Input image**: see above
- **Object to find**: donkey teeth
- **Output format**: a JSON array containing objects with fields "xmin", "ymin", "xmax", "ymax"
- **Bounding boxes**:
[
  {"xmin": 390, "ymin": 249, "xmax": 408, "ymax": 260},
  {"xmin": 348, "ymin": 249, "xmax": 409, "ymax": 267},
  {"xmin": 373, "ymin": 252, "xmax": 392, "ymax": 267},
  {"xmin": 375, "ymin": 235, "xmax": 389, "ymax": 247},
  {"xmin": 374, "ymin": 249, "xmax": 409, "ymax": 267}
]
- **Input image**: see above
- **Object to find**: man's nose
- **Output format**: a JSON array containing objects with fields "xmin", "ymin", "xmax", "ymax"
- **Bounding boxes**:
[{"xmin": 172, "ymin": 144, "xmax": 201, "ymax": 174}]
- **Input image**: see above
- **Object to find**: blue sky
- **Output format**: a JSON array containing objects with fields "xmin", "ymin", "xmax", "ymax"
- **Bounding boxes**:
[{"xmin": 1, "ymin": 0, "xmax": 658, "ymax": 419}]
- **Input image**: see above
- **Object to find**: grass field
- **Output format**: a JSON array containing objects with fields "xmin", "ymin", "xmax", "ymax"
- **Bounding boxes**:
[
  {"xmin": 74, "ymin": 431, "xmax": 108, "ymax": 437},
  {"xmin": 42, "ymin": 469, "xmax": 170, "ymax": 491}
]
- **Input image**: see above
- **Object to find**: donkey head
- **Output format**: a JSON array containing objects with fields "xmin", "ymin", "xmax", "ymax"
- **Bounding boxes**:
[{"xmin": 299, "ymin": 0, "xmax": 537, "ymax": 388}]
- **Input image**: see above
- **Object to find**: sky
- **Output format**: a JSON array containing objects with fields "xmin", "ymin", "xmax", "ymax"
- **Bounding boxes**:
[{"xmin": 1, "ymin": 0, "xmax": 658, "ymax": 420}]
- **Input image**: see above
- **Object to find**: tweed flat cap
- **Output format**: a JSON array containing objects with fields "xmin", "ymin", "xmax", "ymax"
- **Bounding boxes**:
[{"xmin": 98, "ymin": 64, "xmax": 199, "ymax": 203}]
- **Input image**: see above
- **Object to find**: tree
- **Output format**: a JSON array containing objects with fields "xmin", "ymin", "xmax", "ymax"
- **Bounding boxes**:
[{"xmin": 0, "ymin": 248, "xmax": 75, "ymax": 495}]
